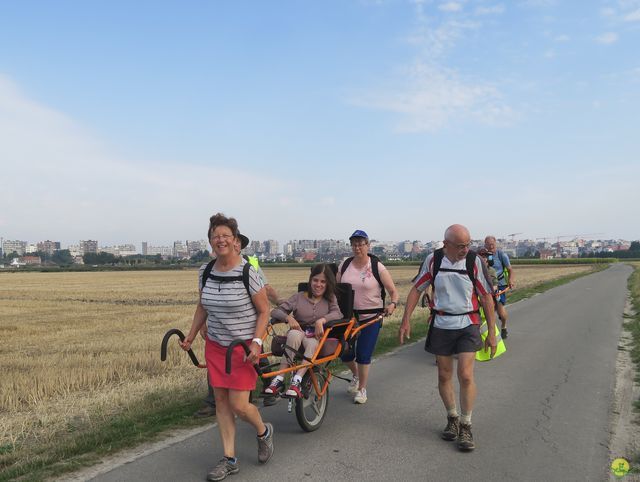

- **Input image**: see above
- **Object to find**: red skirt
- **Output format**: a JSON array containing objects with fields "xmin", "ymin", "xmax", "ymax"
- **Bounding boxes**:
[{"xmin": 205, "ymin": 338, "xmax": 258, "ymax": 391}]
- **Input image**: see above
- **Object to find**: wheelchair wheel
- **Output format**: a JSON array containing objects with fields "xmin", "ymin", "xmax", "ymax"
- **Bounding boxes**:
[{"xmin": 295, "ymin": 368, "xmax": 329, "ymax": 432}]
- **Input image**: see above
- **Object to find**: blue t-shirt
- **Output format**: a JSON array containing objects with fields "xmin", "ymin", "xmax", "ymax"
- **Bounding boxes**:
[{"xmin": 491, "ymin": 250, "xmax": 510, "ymax": 286}]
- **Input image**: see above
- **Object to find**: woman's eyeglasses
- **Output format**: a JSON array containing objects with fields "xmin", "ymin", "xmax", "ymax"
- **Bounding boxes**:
[{"xmin": 211, "ymin": 234, "xmax": 233, "ymax": 241}]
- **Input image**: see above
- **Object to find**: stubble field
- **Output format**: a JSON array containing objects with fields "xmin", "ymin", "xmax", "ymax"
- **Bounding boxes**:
[{"xmin": 0, "ymin": 264, "xmax": 596, "ymax": 475}]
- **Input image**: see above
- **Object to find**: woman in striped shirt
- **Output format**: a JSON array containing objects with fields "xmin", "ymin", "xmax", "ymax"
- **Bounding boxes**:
[{"xmin": 181, "ymin": 213, "xmax": 274, "ymax": 481}]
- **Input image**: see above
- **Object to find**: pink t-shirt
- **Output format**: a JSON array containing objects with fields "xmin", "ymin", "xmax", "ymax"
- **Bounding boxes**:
[{"xmin": 338, "ymin": 258, "xmax": 387, "ymax": 312}]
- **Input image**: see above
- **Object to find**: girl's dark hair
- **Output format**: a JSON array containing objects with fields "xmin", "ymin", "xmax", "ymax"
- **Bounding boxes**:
[
  {"xmin": 207, "ymin": 213, "xmax": 239, "ymax": 240},
  {"xmin": 307, "ymin": 263, "xmax": 337, "ymax": 301}
]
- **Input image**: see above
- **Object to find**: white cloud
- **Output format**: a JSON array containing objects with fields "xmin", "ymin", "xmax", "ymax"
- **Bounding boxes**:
[
  {"xmin": 439, "ymin": 2, "xmax": 463, "ymax": 12},
  {"xmin": 475, "ymin": 4, "xmax": 505, "ymax": 15},
  {"xmin": 519, "ymin": 0, "xmax": 557, "ymax": 7},
  {"xmin": 596, "ymin": 32, "xmax": 619, "ymax": 44},
  {"xmin": 543, "ymin": 49, "xmax": 556, "ymax": 58},
  {"xmin": 600, "ymin": 7, "xmax": 616, "ymax": 17},
  {"xmin": 0, "ymin": 75, "xmax": 295, "ymax": 245},
  {"xmin": 624, "ymin": 8, "xmax": 640, "ymax": 21},
  {"xmin": 350, "ymin": 62, "xmax": 515, "ymax": 132},
  {"xmin": 554, "ymin": 34, "xmax": 570, "ymax": 42}
]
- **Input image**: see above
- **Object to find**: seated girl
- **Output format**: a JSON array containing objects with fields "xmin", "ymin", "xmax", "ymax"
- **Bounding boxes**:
[{"xmin": 264, "ymin": 263, "xmax": 343, "ymax": 398}]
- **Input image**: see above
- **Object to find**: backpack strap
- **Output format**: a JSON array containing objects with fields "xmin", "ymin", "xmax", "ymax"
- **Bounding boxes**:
[
  {"xmin": 432, "ymin": 248, "xmax": 445, "ymax": 282},
  {"xmin": 430, "ymin": 249, "xmax": 480, "ymax": 315},
  {"xmin": 201, "ymin": 259, "xmax": 216, "ymax": 292},
  {"xmin": 368, "ymin": 254, "xmax": 386, "ymax": 304},
  {"xmin": 201, "ymin": 259, "xmax": 252, "ymax": 297},
  {"xmin": 466, "ymin": 250, "xmax": 478, "ymax": 294},
  {"xmin": 340, "ymin": 256, "xmax": 354, "ymax": 276},
  {"xmin": 496, "ymin": 250, "xmax": 508, "ymax": 283}
]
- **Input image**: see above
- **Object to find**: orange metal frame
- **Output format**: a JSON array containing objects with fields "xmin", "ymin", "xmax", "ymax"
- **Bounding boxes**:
[{"xmin": 257, "ymin": 314, "xmax": 383, "ymax": 397}]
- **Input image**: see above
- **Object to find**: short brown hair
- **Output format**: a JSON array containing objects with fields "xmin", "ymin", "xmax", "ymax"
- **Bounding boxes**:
[
  {"xmin": 307, "ymin": 263, "xmax": 337, "ymax": 302},
  {"xmin": 207, "ymin": 213, "xmax": 239, "ymax": 240}
]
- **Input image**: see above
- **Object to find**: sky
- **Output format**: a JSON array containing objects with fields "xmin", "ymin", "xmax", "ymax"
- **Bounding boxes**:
[{"xmin": 1, "ymin": 0, "xmax": 639, "ymax": 248}]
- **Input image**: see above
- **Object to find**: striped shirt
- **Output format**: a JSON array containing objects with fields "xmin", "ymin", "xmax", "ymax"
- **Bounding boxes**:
[{"xmin": 198, "ymin": 258, "xmax": 264, "ymax": 346}]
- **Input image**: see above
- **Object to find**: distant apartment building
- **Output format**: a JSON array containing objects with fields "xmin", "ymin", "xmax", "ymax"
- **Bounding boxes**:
[
  {"xmin": 294, "ymin": 240, "xmax": 316, "ymax": 251},
  {"xmin": 2, "ymin": 240, "xmax": 27, "ymax": 256},
  {"xmin": 68, "ymin": 245, "xmax": 83, "ymax": 257},
  {"xmin": 399, "ymin": 241, "xmax": 413, "ymax": 254},
  {"xmin": 100, "ymin": 244, "xmax": 137, "ymax": 257},
  {"xmin": 187, "ymin": 240, "xmax": 208, "ymax": 257},
  {"xmin": 37, "ymin": 240, "xmax": 61, "ymax": 255},
  {"xmin": 147, "ymin": 245, "xmax": 173, "ymax": 257},
  {"xmin": 247, "ymin": 240, "xmax": 261, "ymax": 255},
  {"xmin": 264, "ymin": 240, "xmax": 279, "ymax": 256},
  {"xmin": 25, "ymin": 244, "xmax": 39, "ymax": 254},
  {"xmin": 173, "ymin": 241, "xmax": 188, "ymax": 259},
  {"xmin": 80, "ymin": 240, "xmax": 98, "ymax": 254},
  {"xmin": 141, "ymin": 242, "xmax": 148, "ymax": 256}
]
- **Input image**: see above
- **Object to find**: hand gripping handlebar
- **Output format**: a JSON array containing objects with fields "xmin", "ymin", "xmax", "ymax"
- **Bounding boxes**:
[{"xmin": 225, "ymin": 339, "xmax": 263, "ymax": 376}]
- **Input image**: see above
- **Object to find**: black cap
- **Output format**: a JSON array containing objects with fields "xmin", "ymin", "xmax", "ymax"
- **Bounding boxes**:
[{"xmin": 238, "ymin": 233, "xmax": 250, "ymax": 249}]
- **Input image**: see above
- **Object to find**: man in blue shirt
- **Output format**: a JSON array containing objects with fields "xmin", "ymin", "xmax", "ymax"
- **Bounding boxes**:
[{"xmin": 484, "ymin": 236, "xmax": 515, "ymax": 339}]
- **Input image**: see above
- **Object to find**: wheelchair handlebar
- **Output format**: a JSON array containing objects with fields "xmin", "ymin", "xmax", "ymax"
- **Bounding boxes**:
[
  {"xmin": 160, "ymin": 328, "xmax": 206, "ymax": 368},
  {"xmin": 225, "ymin": 339, "xmax": 263, "ymax": 376}
]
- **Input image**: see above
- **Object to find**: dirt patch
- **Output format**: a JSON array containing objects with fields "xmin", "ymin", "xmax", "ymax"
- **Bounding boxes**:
[{"xmin": 609, "ymin": 296, "xmax": 640, "ymax": 481}]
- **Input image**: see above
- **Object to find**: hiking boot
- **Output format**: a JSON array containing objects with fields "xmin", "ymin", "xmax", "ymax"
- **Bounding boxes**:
[
  {"xmin": 441, "ymin": 416, "xmax": 459, "ymax": 441},
  {"xmin": 194, "ymin": 404, "xmax": 216, "ymax": 418},
  {"xmin": 285, "ymin": 379, "xmax": 302, "ymax": 398},
  {"xmin": 347, "ymin": 376, "xmax": 359, "ymax": 394},
  {"xmin": 457, "ymin": 423, "xmax": 475, "ymax": 451},
  {"xmin": 354, "ymin": 388, "xmax": 367, "ymax": 404},
  {"xmin": 206, "ymin": 457, "xmax": 239, "ymax": 481},
  {"xmin": 257, "ymin": 422, "xmax": 274, "ymax": 464},
  {"xmin": 263, "ymin": 378, "xmax": 284, "ymax": 395},
  {"xmin": 501, "ymin": 328, "xmax": 508, "ymax": 340}
]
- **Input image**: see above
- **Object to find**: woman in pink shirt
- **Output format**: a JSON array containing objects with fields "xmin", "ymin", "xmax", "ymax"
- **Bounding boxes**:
[{"xmin": 337, "ymin": 230, "xmax": 399, "ymax": 404}]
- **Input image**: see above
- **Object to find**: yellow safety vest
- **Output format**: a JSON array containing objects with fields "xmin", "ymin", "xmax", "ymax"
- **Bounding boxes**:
[
  {"xmin": 475, "ymin": 305, "xmax": 507, "ymax": 362},
  {"xmin": 246, "ymin": 255, "xmax": 260, "ymax": 271}
]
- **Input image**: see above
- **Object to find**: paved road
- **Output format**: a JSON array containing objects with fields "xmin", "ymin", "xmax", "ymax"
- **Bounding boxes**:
[{"xmin": 89, "ymin": 264, "xmax": 631, "ymax": 482}]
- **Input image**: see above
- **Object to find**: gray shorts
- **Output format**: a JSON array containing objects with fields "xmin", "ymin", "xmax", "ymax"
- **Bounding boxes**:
[{"xmin": 425, "ymin": 324, "xmax": 482, "ymax": 356}]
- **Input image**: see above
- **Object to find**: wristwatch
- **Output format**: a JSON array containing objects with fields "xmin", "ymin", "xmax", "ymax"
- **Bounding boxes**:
[
  {"xmin": 388, "ymin": 301, "xmax": 398, "ymax": 308},
  {"xmin": 252, "ymin": 337, "xmax": 263, "ymax": 346}
]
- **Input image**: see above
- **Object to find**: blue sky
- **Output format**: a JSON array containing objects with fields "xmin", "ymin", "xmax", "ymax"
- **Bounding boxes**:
[{"xmin": 1, "ymin": 0, "xmax": 638, "ymax": 247}]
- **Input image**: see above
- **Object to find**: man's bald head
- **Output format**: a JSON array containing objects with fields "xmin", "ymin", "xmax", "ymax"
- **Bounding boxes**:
[{"xmin": 443, "ymin": 224, "xmax": 471, "ymax": 261}]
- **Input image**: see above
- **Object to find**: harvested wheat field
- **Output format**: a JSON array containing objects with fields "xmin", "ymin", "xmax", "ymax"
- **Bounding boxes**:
[{"xmin": 0, "ymin": 264, "xmax": 596, "ymax": 472}]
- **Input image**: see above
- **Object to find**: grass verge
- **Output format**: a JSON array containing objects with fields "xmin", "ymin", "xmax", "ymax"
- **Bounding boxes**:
[
  {"xmin": 0, "ymin": 391, "xmax": 205, "ymax": 482},
  {"xmin": 1, "ymin": 263, "xmax": 607, "ymax": 481},
  {"xmin": 622, "ymin": 263, "xmax": 640, "ymax": 473}
]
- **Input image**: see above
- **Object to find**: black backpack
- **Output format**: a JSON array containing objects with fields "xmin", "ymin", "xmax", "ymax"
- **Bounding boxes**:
[
  {"xmin": 201, "ymin": 256, "xmax": 252, "ymax": 296},
  {"xmin": 340, "ymin": 253, "xmax": 385, "ymax": 314}
]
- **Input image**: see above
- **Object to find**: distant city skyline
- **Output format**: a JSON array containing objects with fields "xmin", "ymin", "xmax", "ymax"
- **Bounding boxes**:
[
  {"xmin": 1, "ymin": 233, "xmax": 634, "ymax": 255},
  {"xmin": 1, "ymin": 2, "xmax": 639, "ymax": 242}
]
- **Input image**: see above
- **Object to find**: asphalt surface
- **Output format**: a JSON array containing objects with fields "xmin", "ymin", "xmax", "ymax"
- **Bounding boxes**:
[{"xmin": 88, "ymin": 264, "xmax": 631, "ymax": 482}]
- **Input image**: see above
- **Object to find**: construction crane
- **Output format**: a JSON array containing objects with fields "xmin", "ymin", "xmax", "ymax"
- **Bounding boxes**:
[{"xmin": 507, "ymin": 232, "xmax": 523, "ymax": 241}]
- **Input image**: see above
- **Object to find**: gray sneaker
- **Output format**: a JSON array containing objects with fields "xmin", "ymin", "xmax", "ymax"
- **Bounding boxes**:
[
  {"xmin": 207, "ymin": 458, "xmax": 239, "ymax": 481},
  {"xmin": 441, "ymin": 416, "xmax": 459, "ymax": 441},
  {"xmin": 257, "ymin": 422, "xmax": 274, "ymax": 464},
  {"xmin": 457, "ymin": 423, "xmax": 475, "ymax": 451}
]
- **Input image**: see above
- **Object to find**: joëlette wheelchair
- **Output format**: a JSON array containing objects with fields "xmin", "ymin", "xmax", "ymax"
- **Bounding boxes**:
[{"xmin": 161, "ymin": 281, "xmax": 383, "ymax": 432}]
